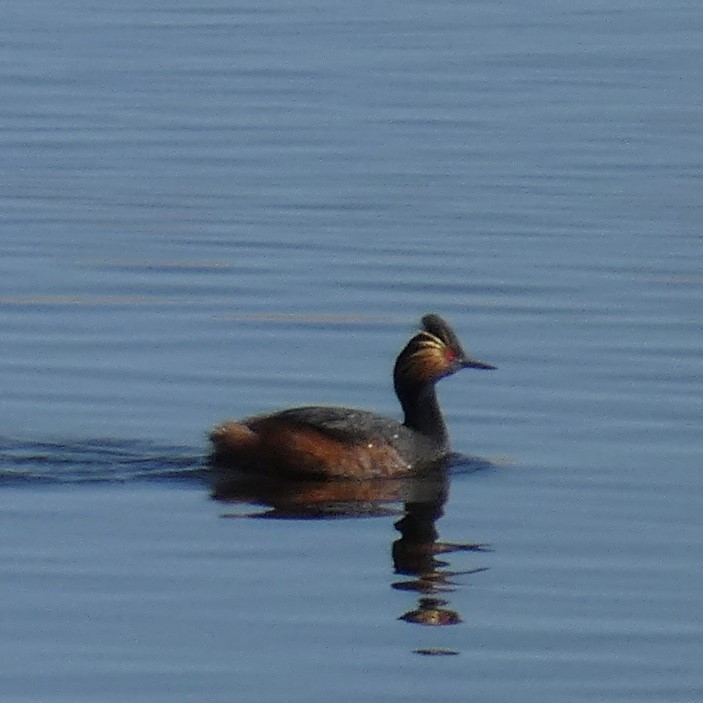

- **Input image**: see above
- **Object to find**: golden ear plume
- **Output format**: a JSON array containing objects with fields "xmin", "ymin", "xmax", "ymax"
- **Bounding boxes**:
[{"xmin": 395, "ymin": 331, "xmax": 454, "ymax": 383}]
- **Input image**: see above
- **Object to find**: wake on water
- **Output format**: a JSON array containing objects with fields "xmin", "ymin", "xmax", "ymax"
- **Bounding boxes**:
[{"xmin": 0, "ymin": 437, "xmax": 207, "ymax": 486}]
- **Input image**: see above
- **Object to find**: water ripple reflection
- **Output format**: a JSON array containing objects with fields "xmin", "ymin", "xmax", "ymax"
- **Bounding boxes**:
[{"xmin": 212, "ymin": 454, "xmax": 492, "ymax": 638}]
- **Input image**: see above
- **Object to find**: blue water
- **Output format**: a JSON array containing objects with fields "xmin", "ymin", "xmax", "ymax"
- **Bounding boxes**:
[{"xmin": 1, "ymin": 1, "xmax": 702, "ymax": 701}]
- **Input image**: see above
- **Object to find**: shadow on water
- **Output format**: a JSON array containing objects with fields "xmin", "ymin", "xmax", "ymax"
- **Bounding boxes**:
[
  {"xmin": 0, "ymin": 438, "xmax": 207, "ymax": 486},
  {"xmin": 212, "ymin": 452, "xmax": 492, "ymax": 650}
]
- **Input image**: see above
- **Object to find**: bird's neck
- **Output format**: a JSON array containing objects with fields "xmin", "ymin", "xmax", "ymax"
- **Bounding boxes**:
[{"xmin": 396, "ymin": 381, "xmax": 449, "ymax": 448}]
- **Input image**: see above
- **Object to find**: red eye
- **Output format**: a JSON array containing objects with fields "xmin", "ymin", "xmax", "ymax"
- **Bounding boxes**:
[{"xmin": 444, "ymin": 349, "xmax": 458, "ymax": 363}]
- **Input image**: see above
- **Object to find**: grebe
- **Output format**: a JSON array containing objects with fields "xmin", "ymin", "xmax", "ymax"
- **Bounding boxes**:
[{"xmin": 209, "ymin": 314, "xmax": 495, "ymax": 479}]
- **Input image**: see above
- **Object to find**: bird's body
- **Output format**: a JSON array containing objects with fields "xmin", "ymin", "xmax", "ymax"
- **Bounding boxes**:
[{"xmin": 210, "ymin": 314, "xmax": 495, "ymax": 479}]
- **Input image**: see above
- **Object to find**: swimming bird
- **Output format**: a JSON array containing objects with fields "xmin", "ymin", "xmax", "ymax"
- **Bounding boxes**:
[{"xmin": 209, "ymin": 314, "xmax": 495, "ymax": 479}]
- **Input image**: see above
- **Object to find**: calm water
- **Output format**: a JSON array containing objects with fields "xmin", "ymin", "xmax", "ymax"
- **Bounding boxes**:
[{"xmin": 1, "ymin": 1, "xmax": 702, "ymax": 701}]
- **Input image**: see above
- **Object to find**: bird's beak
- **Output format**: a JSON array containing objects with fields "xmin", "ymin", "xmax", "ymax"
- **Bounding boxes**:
[{"xmin": 461, "ymin": 357, "xmax": 496, "ymax": 371}]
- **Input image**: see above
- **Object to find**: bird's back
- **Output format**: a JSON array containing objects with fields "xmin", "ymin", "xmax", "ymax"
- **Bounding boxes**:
[{"xmin": 210, "ymin": 405, "xmax": 443, "ymax": 479}]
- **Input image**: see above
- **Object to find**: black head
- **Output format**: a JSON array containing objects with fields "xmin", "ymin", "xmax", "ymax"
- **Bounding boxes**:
[{"xmin": 394, "ymin": 314, "xmax": 496, "ymax": 388}]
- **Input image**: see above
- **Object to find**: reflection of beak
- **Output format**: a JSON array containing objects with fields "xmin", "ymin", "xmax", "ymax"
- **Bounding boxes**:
[{"xmin": 461, "ymin": 357, "xmax": 497, "ymax": 371}]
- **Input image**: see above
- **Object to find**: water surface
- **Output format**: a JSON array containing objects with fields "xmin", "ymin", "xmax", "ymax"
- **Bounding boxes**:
[{"xmin": 1, "ymin": 1, "xmax": 702, "ymax": 701}]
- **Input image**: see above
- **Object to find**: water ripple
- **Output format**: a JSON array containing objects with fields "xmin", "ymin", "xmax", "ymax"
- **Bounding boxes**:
[{"xmin": 0, "ymin": 438, "xmax": 205, "ymax": 486}]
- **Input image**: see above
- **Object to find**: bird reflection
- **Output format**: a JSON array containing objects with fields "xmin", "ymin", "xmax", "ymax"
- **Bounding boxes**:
[{"xmin": 210, "ymin": 454, "xmax": 490, "ymax": 626}]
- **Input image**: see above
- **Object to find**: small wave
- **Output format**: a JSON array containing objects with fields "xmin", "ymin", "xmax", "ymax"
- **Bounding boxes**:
[
  {"xmin": 444, "ymin": 452, "xmax": 494, "ymax": 475},
  {"xmin": 0, "ymin": 438, "xmax": 206, "ymax": 486}
]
